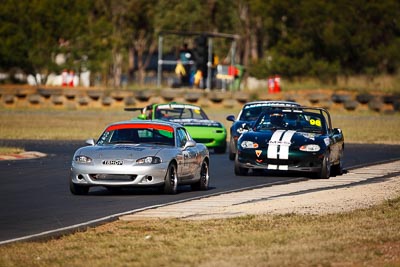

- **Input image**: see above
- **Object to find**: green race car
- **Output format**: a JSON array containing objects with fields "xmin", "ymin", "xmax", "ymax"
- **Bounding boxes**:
[{"xmin": 126, "ymin": 102, "xmax": 227, "ymax": 153}]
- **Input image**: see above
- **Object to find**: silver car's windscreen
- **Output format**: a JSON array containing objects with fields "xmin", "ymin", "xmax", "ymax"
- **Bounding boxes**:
[{"xmin": 97, "ymin": 123, "xmax": 175, "ymax": 146}]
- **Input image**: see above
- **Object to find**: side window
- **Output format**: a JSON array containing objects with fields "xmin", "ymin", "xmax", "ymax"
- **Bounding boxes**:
[
  {"xmin": 176, "ymin": 128, "xmax": 188, "ymax": 147},
  {"xmin": 145, "ymin": 109, "xmax": 152, "ymax": 119}
]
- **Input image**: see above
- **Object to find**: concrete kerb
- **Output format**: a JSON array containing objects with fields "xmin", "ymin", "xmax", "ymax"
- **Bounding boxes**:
[{"xmin": 120, "ymin": 160, "xmax": 400, "ymax": 221}]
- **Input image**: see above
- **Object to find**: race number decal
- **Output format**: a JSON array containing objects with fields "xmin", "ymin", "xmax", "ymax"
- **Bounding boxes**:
[{"xmin": 309, "ymin": 119, "xmax": 321, "ymax": 127}]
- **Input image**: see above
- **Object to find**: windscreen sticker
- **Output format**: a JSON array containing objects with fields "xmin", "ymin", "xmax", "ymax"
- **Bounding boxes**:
[
  {"xmin": 106, "ymin": 123, "xmax": 173, "ymax": 133},
  {"xmin": 97, "ymin": 146, "xmax": 145, "ymax": 151},
  {"xmin": 157, "ymin": 104, "xmax": 200, "ymax": 110},
  {"xmin": 171, "ymin": 119, "xmax": 220, "ymax": 127},
  {"xmin": 244, "ymin": 102, "xmax": 299, "ymax": 109}
]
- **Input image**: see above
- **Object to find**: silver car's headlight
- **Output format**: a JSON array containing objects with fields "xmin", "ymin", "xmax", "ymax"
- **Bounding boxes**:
[
  {"xmin": 299, "ymin": 144, "xmax": 320, "ymax": 152},
  {"xmin": 240, "ymin": 141, "xmax": 259, "ymax": 149},
  {"xmin": 136, "ymin": 156, "xmax": 162, "ymax": 164},
  {"xmin": 75, "ymin": 155, "xmax": 93, "ymax": 163}
]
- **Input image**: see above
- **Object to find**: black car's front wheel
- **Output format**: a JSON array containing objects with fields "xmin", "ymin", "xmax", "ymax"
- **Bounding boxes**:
[
  {"xmin": 228, "ymin": 137, "xmax": 236, "ymax": 161},
  {"xmin": 234, "ymin": 155, "xmax": 249, "ymax": 176},
  {"xmin": 164, "ymin": 163, "xmax": 178, "ymax": 194},
  {"xmin": 318, "ymin": 153, "xmax": 331, "ymax": 179},
  {"xmin": 331, "ymin": 149, "xmax": 344, "ymax": 176}
]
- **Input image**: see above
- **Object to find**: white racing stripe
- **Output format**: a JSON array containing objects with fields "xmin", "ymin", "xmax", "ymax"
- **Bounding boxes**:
[
  {"xmin": 267, "ymin": 130, "xmax": 295, "ymax": 170},
  {"xmin": 267, "ymin": 130, "xmax": 285, "ymax": 159},
  {"xmin": 267, "ymin": 164, "xmax": 288, "ymax": 170},
  {"xmin": 278, "ymin": 130, "xmax": 296, "ymax": 160},
  {"xmin": 267, "ymin": 164, "xmax": 278, "ymax": 170},
  {"xmin": 278, "ymin": 165, "xmax": 289, "ymax": 170}
]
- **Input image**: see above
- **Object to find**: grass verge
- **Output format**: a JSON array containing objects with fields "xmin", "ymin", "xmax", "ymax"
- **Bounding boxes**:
[{"xmin": 1, "ymin": 197, "xmax": 399, "ymax": 266}]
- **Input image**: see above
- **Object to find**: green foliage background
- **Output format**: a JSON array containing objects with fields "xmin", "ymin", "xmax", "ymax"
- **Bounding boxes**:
[{"xmin": 1, "ymin": 0, "xmax": 399, "ymax": 85}]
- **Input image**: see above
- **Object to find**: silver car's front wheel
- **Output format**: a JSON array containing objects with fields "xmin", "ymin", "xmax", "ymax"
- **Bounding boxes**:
[
  {"xmin": 164, "ymin": 163, "xmax": 178, "ymax": 194},
  {"xmin": 192, "ymin": 160, "xmax": 209, "ymax": 191},
  {"xmin": 69, "ymin": 179, "xmax": 89, "ymax": 195}
]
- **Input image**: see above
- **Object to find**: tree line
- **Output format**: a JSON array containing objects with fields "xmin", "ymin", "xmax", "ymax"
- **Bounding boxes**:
[{"xmin": 1, "ymin": 0, "xmax": 399, "ymax": 87}]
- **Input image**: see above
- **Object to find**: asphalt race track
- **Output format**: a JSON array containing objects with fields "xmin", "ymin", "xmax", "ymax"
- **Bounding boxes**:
[{"xmin": 1, "ymin": 139, "xmax": 400, "ymax": 244}]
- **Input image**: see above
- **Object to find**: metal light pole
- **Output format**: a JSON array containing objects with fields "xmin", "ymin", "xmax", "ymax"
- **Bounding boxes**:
[
  {"xmin": 157, "ymin": 35, "xmax": 163, "ymax": 88},
  {"xmin": 206, "ymin": 37, "xmax": 213, "ymax": 90}
]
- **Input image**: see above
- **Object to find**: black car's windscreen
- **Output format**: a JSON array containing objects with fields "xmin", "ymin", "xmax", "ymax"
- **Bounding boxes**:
[
  {"xmin": 239, "ymin": 104, "xmax": 300, "ymax": 121},
  {"xmin": 254, "ymin": 111, "xmax": 328, "ymax": 134},
  {"xmin": 239, "ymin": 106, "xmax": 267, "ymax": 121}
]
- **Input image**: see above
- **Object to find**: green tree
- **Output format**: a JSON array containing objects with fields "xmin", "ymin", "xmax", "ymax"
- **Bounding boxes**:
[
  {"xmin": 1, "ymin": 0, "xmax": 400, "ymax": 87},
  {"xmin": 125, "ymin": 0, "xmax": 158, "ymax": 85},
  {"xmin": 248, "ymin": 0, "xmax": 400, "ymax": 81},
  {"xmin": 0, "ymin": 0, "xmax": 90, "ymax": 82},
  {"xmin": 0, "ymin": 2, "xmax": 32, "ymax": 76}
]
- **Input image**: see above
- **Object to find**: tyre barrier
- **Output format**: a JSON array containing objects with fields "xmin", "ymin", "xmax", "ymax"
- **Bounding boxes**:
[
  {"xmin": 331, "ymin": 93, "xmax": 352, "ymax": 103},
  {"xmin": 343, "ymin": 100, "xmax": 358, "ymax": 111},
  {"xmin": 368, "ymin": 98, "xmax": 384, "ymax": 112},
  {"xmin": 0, "ymin": 86, "xmax": 399, "ymax": 113},
  {"xmin": 307, "ymin": 92, "xmax": 330, "ymax": 104}
]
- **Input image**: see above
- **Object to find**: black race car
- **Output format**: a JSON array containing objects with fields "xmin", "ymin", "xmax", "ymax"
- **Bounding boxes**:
[
  {"xmin": 234, "ymin": 106, "xmax": 344, "ymax": 179},
  {"xmin": 226, "ymin": 101, "xmax": 300, "ymax": 160}
]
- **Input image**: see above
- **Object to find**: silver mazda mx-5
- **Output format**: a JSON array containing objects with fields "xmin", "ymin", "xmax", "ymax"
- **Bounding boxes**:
[{"xmin": 70, "ymin": 120, "xmax": 210, "ymax": 195}]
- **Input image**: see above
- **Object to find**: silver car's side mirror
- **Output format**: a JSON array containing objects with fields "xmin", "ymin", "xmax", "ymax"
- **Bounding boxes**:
[
  {"xmin": 184, "ymin": 140, "xmax": 196, "ymax": 149},
  {"xmin": 85, "ymin": 139, "xmax": 95, "ymax": 146}
]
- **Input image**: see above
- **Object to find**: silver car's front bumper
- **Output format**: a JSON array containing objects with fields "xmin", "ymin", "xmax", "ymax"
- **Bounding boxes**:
[{"xmin": 71, "ymin": 161, "xmax": 169, "ymax": 187}]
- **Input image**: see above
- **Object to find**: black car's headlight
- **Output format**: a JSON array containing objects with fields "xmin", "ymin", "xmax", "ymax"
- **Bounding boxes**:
[
  {"xmin": 136, "ymin": 156, "xmax": 162, "ymax": 164},
  {"xmin": 299, "ymin": 144, "xmax": 320, "ymax": 152},
  {"xmin": 240, "ymin": 141, "xmax": 259, "ymax": 149},
  {"xmin": 75, "ymin": 155, "xmax": 93, "ymax": 163}
]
